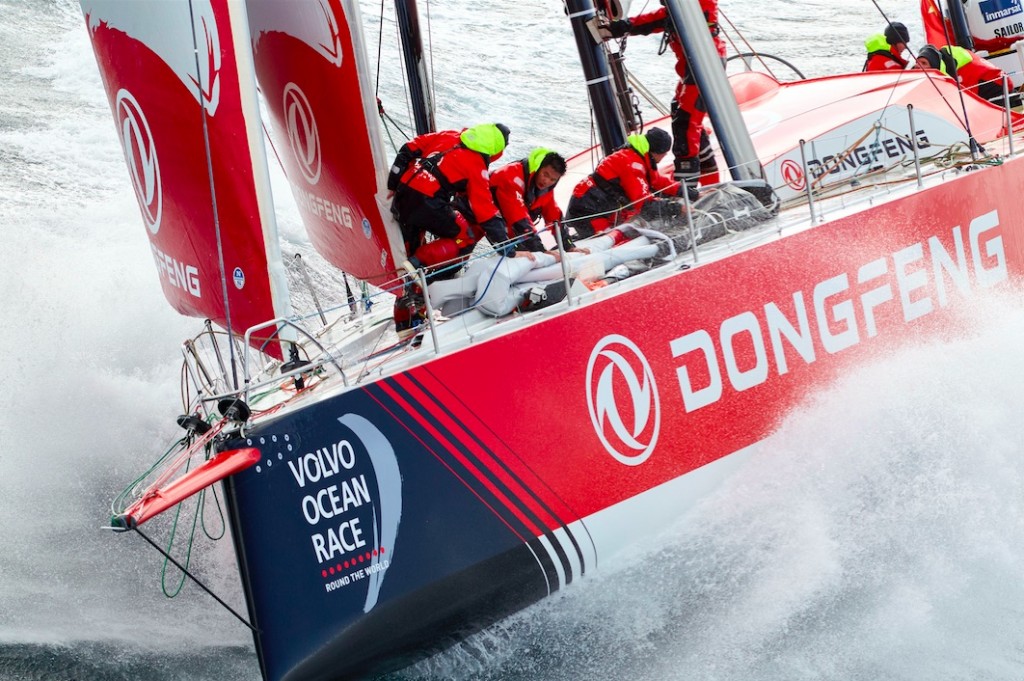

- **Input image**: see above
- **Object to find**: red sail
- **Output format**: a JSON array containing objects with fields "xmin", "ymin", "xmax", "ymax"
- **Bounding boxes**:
[
  {"xmin": 81, "ymin": 1, "xmax": 291, "ymax": 347},
  {"xmin": 247, "ymin": 0, "xmax": 407, "ymax": 285}
]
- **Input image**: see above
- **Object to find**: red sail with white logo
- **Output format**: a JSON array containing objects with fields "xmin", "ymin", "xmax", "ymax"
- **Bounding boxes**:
[
  {"xmin": 81, "ymin": 0, "xmax": 291, "ymax": 345},
  {"xmin": 246, "ymin": 0, "xmax": 406, "ymax": 285}
]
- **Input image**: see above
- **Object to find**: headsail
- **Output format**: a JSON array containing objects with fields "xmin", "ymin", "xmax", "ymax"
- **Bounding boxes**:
[
  {"xmin": 246, "ymin": 0, "xmax": 407, "ymax": 286},
  {"xmin": 81, "ymin": 0, "xmax": 291, "ymax": 347}
]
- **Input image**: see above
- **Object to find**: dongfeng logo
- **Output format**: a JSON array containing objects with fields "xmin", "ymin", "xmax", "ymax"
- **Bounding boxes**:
[
  {"xmin": 283, "ymin": 83, "xmax": 322, "ymax": 185},
  {"xmin": 115, "ymin": 89, "xmax": 162, "ymax": 235},
  {"xmin": 586, "ymin": 335, "xmax": 660, "ymax": 466}
]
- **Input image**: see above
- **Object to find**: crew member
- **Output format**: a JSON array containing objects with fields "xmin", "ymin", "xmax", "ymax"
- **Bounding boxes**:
[
  {"xmin": 565, "ymin": 127, "xmax": 684, "ymax": 241},
  {"xmin": 390, "ymin": 122, "xmax": 514, "ymax": 274},
  {"xmin": 863, "ymin": 22, "xmax": 910, "ymax": 72},
  {"xmin": 490, "ymin": 148, "xmax": 568, "ymax": 253},
  {"xmin": 388, "ymin": 123, "xmax": 512, "ymax": 338},
  {"xmin": 603, "ymin": 0, "xmax": 724, "ymax": 193},
  {"xmin": 916, "ymin": 43, "xmax": 1016, "ymax": 105}
]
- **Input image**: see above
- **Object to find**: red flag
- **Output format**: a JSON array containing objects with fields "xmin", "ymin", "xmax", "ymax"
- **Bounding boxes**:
[
  {"xmin": 920, "ymin": 0, "xmax": 1019, "ymax": 52},
  {"xmin": 921, "ymin": 0, "xmax": 951, "ymax": 46}
]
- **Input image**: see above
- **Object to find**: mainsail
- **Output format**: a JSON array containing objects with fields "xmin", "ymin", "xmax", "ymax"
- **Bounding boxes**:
[
  {"xmin": 247, "ymin": 0, "xmax": 407, "ymax": 286},
  {"xmin": 81, "ymin": 0, "xmax": 291, "ymax": 345}
]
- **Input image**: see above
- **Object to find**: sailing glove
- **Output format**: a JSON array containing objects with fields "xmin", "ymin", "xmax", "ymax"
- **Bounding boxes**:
[{"xmin": 607, "ymin": 19, "xmax": 631, "ymax": 39}]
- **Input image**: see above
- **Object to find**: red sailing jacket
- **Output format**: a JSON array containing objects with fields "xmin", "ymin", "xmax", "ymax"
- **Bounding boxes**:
[
  {"xmin": 399, "ymin": 132, "xmax": 501, "ymax": 225},
  {"xmin": 572, "ymin": 147, "xmax": 679, "ymax": 224},
  {"xmin": 628, "ymin": 2, "xmax": 725, "ymax": 81},
  {"xmin": 401, "ymin": 129, "xmax": 462, "ymax": 158},
  {"xmin": 491, "ymin": 160, "xmax": 563, "ymax": 237},
  {"xmin": 860, "ymin": 40, "xmax": 909, "ymax": 72},
  {"xmin": 864, "ymin": 51, "xmax": 909, "ymax": 71},
  {"xmin": 957, "ymin": 50, "xmax": 1010, "ymax": 89}
]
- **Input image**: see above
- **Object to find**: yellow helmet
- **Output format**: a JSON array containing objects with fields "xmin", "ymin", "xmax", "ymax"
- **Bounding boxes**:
[
  {"xmin": 461, "ymin": 123, "xmax": 509, "ymax": 157},
  {"xmin": 527, "ymin": 147, "xmax": 554, "ymax": 174},
  {"xmin": 627, "ymin": 133, "xmax": 650, "ymax": 155}
]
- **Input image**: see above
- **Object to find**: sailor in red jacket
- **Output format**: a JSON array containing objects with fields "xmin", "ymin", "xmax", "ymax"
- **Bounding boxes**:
[
  {"xmin": 916, "ymin": 43, "xmax": 1017, "ymax": 105},
  {"xmin": 604, "ymin": 0, "xmax": 724, "ymax": 192},
  {"xmin": 863, "ymin": 22, "xmax": 910, "ymax": 72},
  {"xmin": 490, "ymin": 148, "xmax": 567, "ymax": 253},
  {"xmin": 565, "ymin": 127, "xmax": 684, "ymax": 241},
  {"xmin": 390, "ymin": 122, "xmax": 514, "ymax": 272}
]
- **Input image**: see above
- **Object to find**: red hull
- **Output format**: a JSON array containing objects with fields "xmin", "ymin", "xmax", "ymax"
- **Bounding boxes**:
[
  {"xmin": 419, "ymin": 159, "xmax": 1021, "ymax": 530},
  {"xmin": 224, "ymin": 156, "xmax": 1024, "ymax": 680}
]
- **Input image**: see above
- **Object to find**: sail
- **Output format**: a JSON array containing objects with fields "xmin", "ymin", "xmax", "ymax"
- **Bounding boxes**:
[
  {"xmin": 80, "ymin": 0, "xmax": 291, "ymax": 346},
  {"xmin": 246, "ymin": 0, "xmax": 407, "ymax": 286}
]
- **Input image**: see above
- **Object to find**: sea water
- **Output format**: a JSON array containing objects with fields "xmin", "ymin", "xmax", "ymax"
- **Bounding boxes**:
[{"xmin": 2, "ymin": 0, "xmax": 1023, "ymax": 679}]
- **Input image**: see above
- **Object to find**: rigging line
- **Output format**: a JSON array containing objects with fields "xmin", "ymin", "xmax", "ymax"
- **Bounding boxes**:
[
  {"xmin": 831, "ymin": 0, "xmax": 919, "ymax": 143},
  {"xmin": 261, "ymin": 117, "xmax": 289, "ymax": 181},
  {"xmin": 161, "ymin": 482, "xmax": 201, "ymax": 598},
  {"xmin": 187, "ymin": 0, "xmax": 239, "ymax": 391},
  {"xmin": 424, "ymin": 0, "xmax": 436, "ymax": 122},
  {"xmin": 134, "ymin": 526, "xmax": 258, "ymax": 633},
  {"xmin": 390, "ymin": 13, "xmax": 416, "ymax": 133},
  {"xmin": 370, "ymin": 2, "xmax": 411, "ymax": 145},
  {"xmin": 937, "ymin": 10, "xmax": 982, "ymax": 159},
  {"xmin": 717, "ymin": 8, "xmax": 778, "ymax": 79},
  {"xmin": 374, "ymin": 0, "xmax": 385, "ymax": 98},
  {"xmin": 871, "ymin": 0, "xmax": 980, "ymax": 156}
]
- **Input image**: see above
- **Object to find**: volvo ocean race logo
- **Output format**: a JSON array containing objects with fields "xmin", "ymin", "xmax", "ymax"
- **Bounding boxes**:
[
  {"xmin": 115, "ymin": 89, "xmax": 162, "ymax": 235},
  {"xmin": 586, "ymin": 335, "xmax": 661, "ymax": 466},
  {"xmin": 284, "ymin": 83, "xmax": 322, "ymax": 185},
  {"xmin": 254, "ymin": 413, "xmax": 402, "ymax": 611}
]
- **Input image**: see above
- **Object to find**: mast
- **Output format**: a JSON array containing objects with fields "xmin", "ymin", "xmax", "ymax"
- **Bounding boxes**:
[
  {"xmin": 663, "ymin": 0, "xmax": 763, "ymax": 183},
  {"xmin": 945, "ymin": 0, "xmax": 975, "ymax": 50},
  {"xmin": 565, "ymin": 0, "xmax": 626, "ymax": 155},
  {"xmin": 395, "ymin": 0, "xmax": 435, "ymax": 134}
]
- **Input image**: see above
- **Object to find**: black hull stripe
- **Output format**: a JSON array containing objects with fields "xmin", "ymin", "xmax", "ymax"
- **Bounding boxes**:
[
  {"xmin": 400, "ymin": 371, "xmax": 586, "ymax": 582},
  {"xmin": 366, "ymin": 380, "xmax": 563, "ymax": 590},
  {"xmin": 384, "ymin": 375, "xmax": 572, "ymax": 585}
]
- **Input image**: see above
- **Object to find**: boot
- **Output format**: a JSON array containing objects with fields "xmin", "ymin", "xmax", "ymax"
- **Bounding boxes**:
[
  {"xmin": 698, "ymin": 147, "xmax": 720, "ymax": 186},
  {"xmin": 393, "ymin": 283, "xmax": 426, "ymax": 341},
  {"xmin": 674, "ymin": 155, "xmax": 700, "ymax": 202}
]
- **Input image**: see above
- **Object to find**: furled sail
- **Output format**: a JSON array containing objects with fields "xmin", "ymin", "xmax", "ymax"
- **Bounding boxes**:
[
  {"xmin": 246, "ymin": 0, "xmax": 407, "ymax": 286},
  {"xmin": 80, "ymin": 0, "xmax": 292, "ymax": 345}
]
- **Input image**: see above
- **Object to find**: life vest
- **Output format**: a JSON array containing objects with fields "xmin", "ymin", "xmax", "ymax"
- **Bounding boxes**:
[
  {"xmin": 572, "ymin": 146, "xmax": 676, "ymax": 217},
  {"xmin": 862, "ymin": 33, "xmax": 908, "ymax": 72},
  {"xmin": 942, "ymin": 45, "xmax": 1011, "ymax": 89},
  {"xmin": 400, "ymin": 144, "xmax": 501, "ymax": 225}
]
